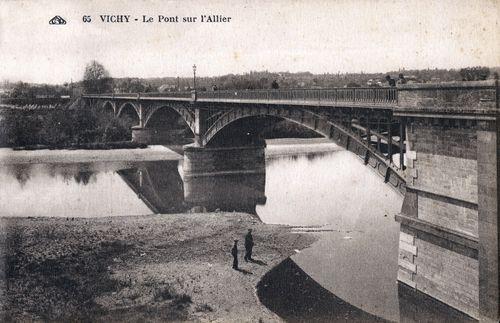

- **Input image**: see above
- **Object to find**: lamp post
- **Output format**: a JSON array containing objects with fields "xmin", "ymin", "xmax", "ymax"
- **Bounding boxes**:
[{"xmin": 192, "ymin": 64, "xmax": 197, "ymax": 90}]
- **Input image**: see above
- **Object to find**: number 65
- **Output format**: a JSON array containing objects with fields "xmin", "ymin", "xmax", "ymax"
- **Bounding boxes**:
[{"xmin": 83, "ymin": 15, "xmax": 91, "ymax": 23}]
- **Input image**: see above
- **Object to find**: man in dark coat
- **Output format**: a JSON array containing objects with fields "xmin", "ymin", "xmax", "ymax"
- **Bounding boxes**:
[
  {"xmin": 385, "ymin": 75, "xmax": 396, "ymax": 87},
  {"xmin": 244, "ymin": 229, "xmax": 254, "ymax": 262},
  {"xmin": 231, "ymin": 240, "xmax": 239, "ymax": 270}
]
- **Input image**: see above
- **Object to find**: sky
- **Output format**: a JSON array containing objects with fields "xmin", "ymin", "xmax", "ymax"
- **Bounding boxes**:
[{"xmin": 1, "ymin": 0, "xmax": 499, "ymax": 84}]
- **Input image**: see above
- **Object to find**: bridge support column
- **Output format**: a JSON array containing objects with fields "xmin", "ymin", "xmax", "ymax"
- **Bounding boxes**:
[
  {"xmin": 376, "ymin": 120, "xmax": 381, "ymax": 150},
  {"xmin": 193, "ymin": 108, "xmax": 209, "ymax": 147},
  {"xmin": 138, "ymin": 103, "xmax": 144, "ymax": 128}
]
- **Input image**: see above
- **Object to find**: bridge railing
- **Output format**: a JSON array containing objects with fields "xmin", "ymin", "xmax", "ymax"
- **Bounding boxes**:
[
  {"xmin": 197, "ymin": 87, "xmax": 398, "ymax": 105},
  {"xmin": 84, "ymin": 87, "xmax": 398, "ymax": 105},
  {"xmin": 82, "ymin": 91, "xmax": 193, "ymax": 99},
  {"xmin": 138, "ymin": 91, "xmax": 192, "ymax": 99}
]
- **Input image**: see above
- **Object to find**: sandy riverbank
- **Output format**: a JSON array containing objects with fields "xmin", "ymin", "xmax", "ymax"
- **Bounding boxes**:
[
  {"xmin": 0, "ymin": 212, "xmax": 317, "ymax": 322},
  {"xmin": 265, "ymin": 138, "xmax": 341, "ymax": 158},
  {"xmin": 0, "ymin": 145, "xmax": 183, "ymax": 165}
]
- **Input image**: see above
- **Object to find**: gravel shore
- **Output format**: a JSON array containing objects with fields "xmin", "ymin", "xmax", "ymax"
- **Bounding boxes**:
[{"xmin": 0, "ymin": 213, "xmax": 316, "ymax": 322}]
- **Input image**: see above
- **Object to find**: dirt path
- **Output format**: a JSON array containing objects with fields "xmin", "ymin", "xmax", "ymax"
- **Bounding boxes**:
[{"xmin": 0, "ymin": 213, "xmax": 317, "ymax": 322}]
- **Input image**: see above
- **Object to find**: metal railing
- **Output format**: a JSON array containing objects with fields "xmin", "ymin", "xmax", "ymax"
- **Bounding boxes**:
[
  {"xmin": 84, "ymin": 87, "xmax": 398, "ymax": 105},
  {"xmin": 197, "ymin": 87, "xmax": 398, "ymax": 104}
]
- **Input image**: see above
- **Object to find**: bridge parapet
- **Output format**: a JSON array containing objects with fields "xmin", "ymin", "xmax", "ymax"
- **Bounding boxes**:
[
  {"xmin": 83, "ymin": 87, "xmax": 398, "ymax": 108},
  {"xmin": 395, "ymin": 80, "xmax": 498, "ymax": 117},
  {"xmin": 196, "ymin": 87, "xmax": 398, "ymax": 106}
]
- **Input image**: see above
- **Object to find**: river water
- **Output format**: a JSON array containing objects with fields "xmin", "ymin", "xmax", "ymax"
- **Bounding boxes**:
[{"xmin": 0, "ymin": 141, "xmax": 466, "ymax": 322}]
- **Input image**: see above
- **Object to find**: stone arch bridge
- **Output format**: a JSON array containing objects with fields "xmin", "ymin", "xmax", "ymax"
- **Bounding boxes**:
[{"xmin": 84, "ymin": 81, "xmax": 499, "ymax": 322}]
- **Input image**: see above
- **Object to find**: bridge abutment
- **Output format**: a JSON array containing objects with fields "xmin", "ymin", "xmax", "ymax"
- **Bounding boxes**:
[{"xmin": 395, "ymin": 81, "xmax": 499, "ymax": 321}]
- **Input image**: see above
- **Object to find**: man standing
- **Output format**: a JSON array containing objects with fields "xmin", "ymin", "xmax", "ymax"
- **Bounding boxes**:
[
  {"xmin": 231, "ymin": 240, "xmax": 239, "ymax": 270},
  {"xmin": 244, "ymin": 229, "xmax": 254, "ymax": 262},
  {"xmin": 385, "ymin": 75, "xmax": 396, "ymax": 87}
]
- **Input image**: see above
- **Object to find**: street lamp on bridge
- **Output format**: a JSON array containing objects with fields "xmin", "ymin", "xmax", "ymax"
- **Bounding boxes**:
[{"xmin": 192, "ymin": 64, "xmax": 197, "ymax": 90}]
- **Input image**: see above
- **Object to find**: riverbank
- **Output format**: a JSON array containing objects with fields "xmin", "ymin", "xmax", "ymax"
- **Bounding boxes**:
[
  {"xmin": 0, "ymin": 145, "xmax": 182, "ymax": 165},
  {"xmin": 11, "ymin": 141, "xmax": 147, "ymax": 151},
  {"xmin": 0, "ymin": 212, "xmax": 317, "ymax": 322},
  {"xmin": 265, "ymin": 138, "xmax": 341, "ymax": 158}
]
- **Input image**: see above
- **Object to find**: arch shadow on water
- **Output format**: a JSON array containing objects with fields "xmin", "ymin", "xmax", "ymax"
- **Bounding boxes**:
[
  {"xmin": 257, "ymin": 257, "xmax": 386, "ymax": 322},
  {"xmin": 257, "ymin": 257, "xmax": 478, "ymax": 323}
]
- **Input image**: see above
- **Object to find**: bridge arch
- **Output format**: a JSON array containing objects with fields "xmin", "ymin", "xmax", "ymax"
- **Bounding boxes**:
[
  {"xmin": 203, "ymin": 107, "xmax": 338, "ymax": 146},
  {"xmin": 202, "ymin": 107, "xmax": 405, "ymax": 193},
  {"xmin": 101, "ymin": 100, "xmax": 116, "ymax": 116},
  {"xmin": 143, "ymin": 105, "xmax": 196, "ymax": 135},
  {"xmin": 116, "ymin": 101, "xmax": 140, "ymax": 119}
]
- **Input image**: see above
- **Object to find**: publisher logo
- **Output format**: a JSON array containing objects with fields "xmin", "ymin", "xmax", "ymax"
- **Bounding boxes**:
[{"xmin": 49, "ymin": 16, "xmax": 67, "ymax": 25}]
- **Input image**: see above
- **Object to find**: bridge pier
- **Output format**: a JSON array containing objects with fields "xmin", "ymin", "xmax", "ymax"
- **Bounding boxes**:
[
  {"xmin": 182, "ymin": 143, "xmax": 265, "ymax": 178},
  {"xmin": 182, "ymin": 144, "xmax": 267, "ymax": 213},
  {"xmin": 395, "ymin": 81, "xmax": 499, "ymax": 321}
]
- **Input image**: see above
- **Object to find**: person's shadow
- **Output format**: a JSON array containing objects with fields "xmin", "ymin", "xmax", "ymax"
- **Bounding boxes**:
[
  {"xmin": 249, "ymin": 258, "xmax": 268, "ymax": 266},
  {"xmin": 235, "ymin": 268, "xmax": 253, "ymax": 275}
]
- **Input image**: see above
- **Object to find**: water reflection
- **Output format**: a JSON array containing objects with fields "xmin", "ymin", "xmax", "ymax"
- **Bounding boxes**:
[
  {"xmin": 0, "ymin": 162, "xmax": 153, "ymax": 217},
  {"xmin": 183, "ymin": 173, "xmax": 266, "ymax": 214},
  {"xmin": 118, "ymin": 161, "xmax": 185, "ymax": 214},
  {"xmin": 0, "ymin": 159, "xmax": 267, "ymax": 218}
]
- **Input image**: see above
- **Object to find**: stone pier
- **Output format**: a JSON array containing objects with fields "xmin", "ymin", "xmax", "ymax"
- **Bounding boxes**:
[{"xmin": 182, "ymin": 144, "xmax": 267, "ymax": 213}]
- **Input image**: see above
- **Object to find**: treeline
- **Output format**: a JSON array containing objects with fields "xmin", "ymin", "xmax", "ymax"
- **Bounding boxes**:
[
  {"xmin": 118, "ymin": 66, "xmax": 498, "ymax": 92},
  {"xmin": 1, "ymin": 81, "xmax": 75, "ymax": 99},
  {"xmin": 0, "ymin": 106, "xmax": 133, "ymax": 148}
]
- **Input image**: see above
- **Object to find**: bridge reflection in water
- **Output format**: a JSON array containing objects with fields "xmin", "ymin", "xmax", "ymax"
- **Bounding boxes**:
[{"xmin": 117, "ymin": 158, "xmax": 267, "ymax": 216}]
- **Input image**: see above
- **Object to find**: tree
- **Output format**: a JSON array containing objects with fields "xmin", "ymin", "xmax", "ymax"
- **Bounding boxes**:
[
  {"xmin": 271, "ymin": 80, "xmax": 279, "ymax": 89},
  {"xmin": 459, "ymin": 66, "xmax": 490, "ymax": 81},
  {"xmin": 83, "ymin": 60, "xmax": 113, "ymax": 94}
]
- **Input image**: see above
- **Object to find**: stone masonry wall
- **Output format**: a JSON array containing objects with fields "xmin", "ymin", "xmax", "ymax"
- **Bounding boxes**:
[
  {"xmin": 414, "ymin": 237, "xmax": 479, "ymax": 318},
  {"xmin": 409, "ymin": 121, "xmax": 478, "ymax": 236},
  {"xmin": 400, "ymin": 119, "xmax": 480, "ymax": 319}
]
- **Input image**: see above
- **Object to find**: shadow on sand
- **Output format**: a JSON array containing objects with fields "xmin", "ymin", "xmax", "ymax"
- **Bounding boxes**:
[
  {"xmin": 235, "ymin": 268, "xmax": 253, "ymax": 275},
  {"xmin": 248, "ymin": 258, "xmax": 268, "ymax": 266},
  {"xmin": 257, "ymin": 257, "xmax": 386, "ymax": 322}
]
